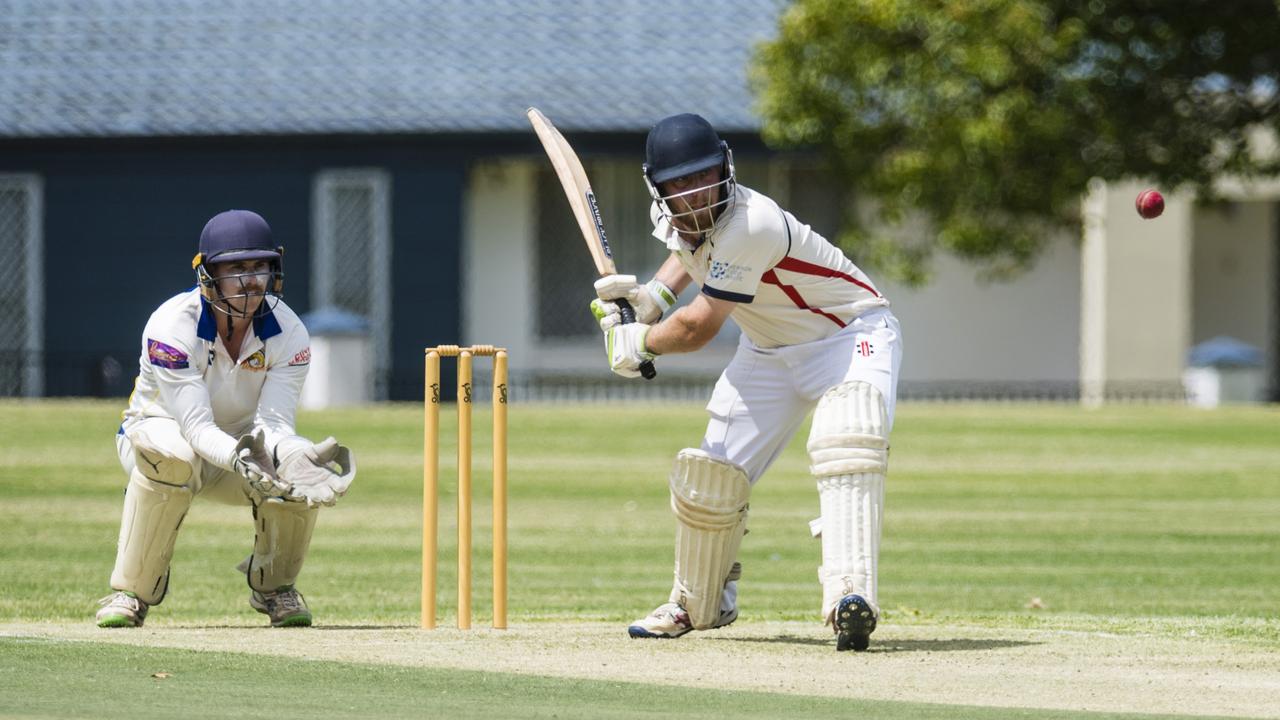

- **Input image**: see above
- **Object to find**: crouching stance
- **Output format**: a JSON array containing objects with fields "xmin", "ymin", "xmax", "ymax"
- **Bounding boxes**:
[
  {"xmin": 96, "ymin": 209, "xmax": 356, "ymax": 629},
  {"xmin": 594, "ymin": 113, "xmax": 902, "ymax": 650}
]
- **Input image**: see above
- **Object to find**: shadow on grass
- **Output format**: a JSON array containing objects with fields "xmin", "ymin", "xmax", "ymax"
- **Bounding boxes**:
[{"xmin": 719, "ymin": 635, "xmax": 1040, "ymax": 652}]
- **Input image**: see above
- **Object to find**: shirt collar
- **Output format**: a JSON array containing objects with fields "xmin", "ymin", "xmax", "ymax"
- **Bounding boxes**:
[
  {"xmin": 196, "ymin": 294, "xmax": 218, "ymax": 341},
  {"xmin": 196, "ymin": 293, "xmax": 283, "ymax": 341}
]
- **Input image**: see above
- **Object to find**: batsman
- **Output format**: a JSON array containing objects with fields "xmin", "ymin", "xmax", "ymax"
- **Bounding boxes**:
[
  {"xmin": 591, "ymin": 114, "xmax": 902, "ymax": 651},
  {"xmin": 95, "ymin": 209, "xmax": 356, "ymax": 628}
]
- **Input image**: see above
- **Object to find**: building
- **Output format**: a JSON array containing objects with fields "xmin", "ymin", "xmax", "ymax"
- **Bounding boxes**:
[{"xmin": 2, "ymin": 1, "xmax": 1275, "ymax": 402}]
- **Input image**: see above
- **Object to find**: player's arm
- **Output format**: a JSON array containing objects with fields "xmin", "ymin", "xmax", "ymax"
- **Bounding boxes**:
[
  {"xmin": 653, "ymin": 253, "xmax": 693, "ymax": 297},
  {"xmin": 645, "ymin": 293, "xmax": 736, "ymax": 355}
]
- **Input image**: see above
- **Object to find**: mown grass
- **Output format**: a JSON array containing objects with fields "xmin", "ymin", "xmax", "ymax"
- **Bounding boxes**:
[
  {"xmin": 2, "ymin": 399, "xmax": 1276, "ymax": 643},
  {"xmin": 2, "ymin": 399, "xmax": 1277, "ymax": 719}
]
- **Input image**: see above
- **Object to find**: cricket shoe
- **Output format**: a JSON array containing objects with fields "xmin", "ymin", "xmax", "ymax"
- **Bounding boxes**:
[
  {"xmin": 833, "ymin": 594, "xmax": 877, "ymax": 652},
  {"xmin": 250, "ymin": 586, "xmax": 312, "ymax": 627},
  {"xmin": 96, "ymin": 591, "xmax": 149, "ymax": 628},
  {"xmin": 627, "ymin": 602, "xmax": 738, "ymax": 639}
]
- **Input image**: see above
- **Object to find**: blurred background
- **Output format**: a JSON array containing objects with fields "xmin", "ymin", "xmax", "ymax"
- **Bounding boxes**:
[{"xmin": 1, "ymin": 0, "xmax": 1276, "ymax": 405}]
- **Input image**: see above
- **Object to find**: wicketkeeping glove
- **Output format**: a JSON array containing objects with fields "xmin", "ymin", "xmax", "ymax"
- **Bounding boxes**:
[
  {"xmin": 233, "ymin": 429, "xmax": 289, "ymax": 499},
  {"xmin": 605, "ymin": 322, "xmax": 655, "ymax": 378},
  {"xmin": 275, "ymin": 435, "xmax": 356, "ymax": 508}
]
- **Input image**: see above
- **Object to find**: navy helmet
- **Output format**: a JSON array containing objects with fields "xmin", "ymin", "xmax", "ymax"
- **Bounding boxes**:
[
  {"xmin": 644, "ymin": 113, "xmax": 729, "ymax": 184},
  {"xmin": 192, "ymin": 209, "xmax": 284, "ymax": 317},
  {"xmin": 196, "ymin": 209, "xmax": 281, "ymax": 265},
  {"xmin": 643, "ymin": 114, "xmax": 737, "ymax": 238}
]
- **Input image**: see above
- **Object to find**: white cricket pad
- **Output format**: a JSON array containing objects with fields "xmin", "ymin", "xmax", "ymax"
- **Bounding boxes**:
[
  {"xmin": 807, "ymin": 382, "xmax": 888, "ymax": 620},
  {"xmin": 667, "ymin": 449, "xmax": 750, "ymax": 629},
  {"xmin": 242, "ymin": 499, "xmax": 319, "ymax": 591},
  {"xmin": 109, "ymin": 469, "xmax": 193, "ymax": 605}
]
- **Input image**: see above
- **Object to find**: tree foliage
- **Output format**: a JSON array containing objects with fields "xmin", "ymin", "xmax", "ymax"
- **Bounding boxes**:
[{"xmin": 752, "ymin": 0, "xmax": 1280, "ymax": 284}]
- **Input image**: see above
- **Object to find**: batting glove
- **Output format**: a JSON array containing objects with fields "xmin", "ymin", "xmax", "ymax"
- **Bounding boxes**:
[
  {"xmin": 591, "ymin": 275, "xmax": 676, "ymax": 330},
  {"xmin": 605, "ymin": 322, "xmax": 655, "ymax": 378}
]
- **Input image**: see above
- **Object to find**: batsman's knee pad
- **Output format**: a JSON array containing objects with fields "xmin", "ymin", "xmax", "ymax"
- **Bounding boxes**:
[
  {"xmin": 126, "ymin": 424, "xmax": 199, "ymax": 488},
  {"xmin": 109, "ymin": 469, "xmax": 193, "ymax": 605},
  {"xmin": 667, "ymin": 449, "xmax": 750, "ymax": 629},
  {"xmin": 808, "ymin": 381, "xmax": 888, "ymax": 478},
  {"xmin": 243, "ymin": 500, "xmax": 319, "ymax": 592},
  {"xmin": 807, "ymin": 381, "xmax": 888, "ymax": 621}
]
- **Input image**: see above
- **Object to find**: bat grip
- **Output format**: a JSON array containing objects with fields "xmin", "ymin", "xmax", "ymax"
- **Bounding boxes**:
[{"xmin": 615, "ymin": 298, "xmax": 657, "ymax": 380}]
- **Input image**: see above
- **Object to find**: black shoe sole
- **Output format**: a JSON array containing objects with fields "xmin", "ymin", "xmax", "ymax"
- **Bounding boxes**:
[{"xmin": 834, "ymin": 595, "xmax": 876, "ymax": 652}]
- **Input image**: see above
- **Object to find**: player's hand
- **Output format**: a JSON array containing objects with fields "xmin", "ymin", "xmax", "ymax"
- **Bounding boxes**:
[
  {"xmin": 233, "ymin": 430, "xmax": 288, "ymax": 498},
  {"xmin": 275, "ymin": 435, "xmax": 356, "ymax": 508},
  {"xmin": 605, "ymin": 322, "xmax": 655, "ymax": 378},
  {"xmin": 591, "ymin": 275, "xmax": 676, "ymax": 330}
]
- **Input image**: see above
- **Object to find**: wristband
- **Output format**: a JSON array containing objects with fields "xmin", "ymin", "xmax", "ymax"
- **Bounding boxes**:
[{"xmin": 645, "ymin": 279, "xmax": 678, "ymax": 314}]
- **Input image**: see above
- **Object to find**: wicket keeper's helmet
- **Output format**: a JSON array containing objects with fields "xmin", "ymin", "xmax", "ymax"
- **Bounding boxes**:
[
  {"xmin": 192, "ymin": 209, "xmax": 284, "ymax": 317},
  {"xmin": 643, "ymin": 113, "xmax": 737, "ymax": 237}
]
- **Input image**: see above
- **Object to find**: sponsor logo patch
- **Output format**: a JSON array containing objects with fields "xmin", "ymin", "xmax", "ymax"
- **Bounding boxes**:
[
  {"xmin": 856, "ymin": 337, "xmax": 876, "ymax": 358},
  {"xmin": 709, "ymin": 260, "xmax": 752, "ymax": 282},
  {"xmin": 240, "ymin": 350, "xmax": 267, "ymax": 371},
  {"xmin": 147, "ymin": 339, "xmax": 189, "ymax": 369},
  {"xmin": 289, "ymin": 347, "xmax": 311, "ymax": 366}
]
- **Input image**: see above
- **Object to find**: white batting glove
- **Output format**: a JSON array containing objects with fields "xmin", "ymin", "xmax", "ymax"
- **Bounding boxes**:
[
  {"xmin": 590, "ymin": 275, "xmax": 676, "ymax": 330},
  {"xmin": 605, "ymin": 322, "xmax": 655, "ymax": 378},
  {"xmin": 275, "ymin": 435, "xmax": 356, "ymax": 508},
  {"xmin": 233, "ymin": 430, "xmax": 288, "ymax": 499}
]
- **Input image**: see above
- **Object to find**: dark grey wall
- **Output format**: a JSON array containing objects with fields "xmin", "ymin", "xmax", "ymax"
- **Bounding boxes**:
[{"xmin": 1, "ymin": 136, "xmax": 469, "ymax": 401}]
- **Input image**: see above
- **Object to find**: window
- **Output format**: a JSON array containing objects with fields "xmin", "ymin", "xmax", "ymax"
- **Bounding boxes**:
[
  {"xmin": 312, "ymin": 169, "xmax": 392, "ymax": 399},
  {"xmin": 0, "ymin": 174, "xmax": 43, "ymax": 397}
]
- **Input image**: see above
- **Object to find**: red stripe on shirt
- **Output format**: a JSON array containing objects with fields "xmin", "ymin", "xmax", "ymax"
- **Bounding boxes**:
[
  {"xmin": 773, "ymin": 256, "xmax": 881, "ymax": 297},
  {"xmin": 760, "ymin": 270, "xmax": 848, "ymax": 328}
]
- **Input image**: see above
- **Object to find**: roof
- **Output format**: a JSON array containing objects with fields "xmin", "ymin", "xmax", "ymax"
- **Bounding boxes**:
[{"xmin": 1, "ymin": 0, "xmax": 784, "ymax": 138}]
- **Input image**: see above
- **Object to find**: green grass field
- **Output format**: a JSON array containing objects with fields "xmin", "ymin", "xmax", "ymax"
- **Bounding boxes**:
[{"xmin": 2, "ymin": 399, "xmax": 1278, "ymax": 718}]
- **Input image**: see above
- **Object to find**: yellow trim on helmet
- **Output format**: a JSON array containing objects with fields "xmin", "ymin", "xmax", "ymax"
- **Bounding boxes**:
[{"xmin": 191, "ymin": 252, "xmax": 204, "ymax": 270}]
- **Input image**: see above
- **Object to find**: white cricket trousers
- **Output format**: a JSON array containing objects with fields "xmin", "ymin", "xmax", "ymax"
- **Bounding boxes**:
[{"xmin": 700, "ymin": 308, "xmax": 902, "ymax": 483}]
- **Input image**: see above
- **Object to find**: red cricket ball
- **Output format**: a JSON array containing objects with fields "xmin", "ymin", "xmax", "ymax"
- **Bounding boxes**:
[{"xmin": 1135, "ymin": 189, "xmax": 1164, "ymax": 219}]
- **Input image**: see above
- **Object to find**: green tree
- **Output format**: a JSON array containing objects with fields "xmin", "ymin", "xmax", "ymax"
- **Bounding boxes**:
[{"xmin": 753, "ymin": 0, "xmax": 1280, "ymax": 284}]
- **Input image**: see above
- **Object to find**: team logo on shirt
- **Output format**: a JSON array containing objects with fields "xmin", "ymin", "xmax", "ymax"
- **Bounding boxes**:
[
  {"xmin": 147, "ymin": 339, "xmax": 189, "ymax": 369},
  {"xmin": 289, "ymin": 347, "xmax": 311, "ymax": 366},
  {"xmin": 240, "ymin": 350, "xmax": 267, "ymax": 371},
  {"xmin": 709, "ymin": 260, "xmax": 751, "ymax": 282}
]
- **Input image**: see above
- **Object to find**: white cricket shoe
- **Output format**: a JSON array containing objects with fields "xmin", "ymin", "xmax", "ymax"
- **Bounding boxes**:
[
  {"xmin": 96, "ymin": 591, "xmax": 149, "ymax": 628},
  {"xmin": 627, "ymin": 562, "xmax": 741, "ymax": 638},
  {"xmin": 250, "ymin": 586, "xmax": 312, "ymax": 627},
  {"xmin": 627, "ymin": 602, "xmax": 739, "ymax": 638}
]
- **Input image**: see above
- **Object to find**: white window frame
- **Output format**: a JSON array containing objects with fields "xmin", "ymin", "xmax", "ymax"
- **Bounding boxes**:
[
  {"xmin": 311, "ymin": 169, "xmax": 392, "ymax": 399},
  {"xmin": 0, "ymin": 174, "xmax": 44, "ymax": 397}
]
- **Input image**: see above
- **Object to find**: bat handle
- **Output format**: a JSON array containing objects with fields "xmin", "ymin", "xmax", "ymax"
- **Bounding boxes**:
[{"xmin": 615, "ymin": 298, "xmax": 657, "ymax": 380}]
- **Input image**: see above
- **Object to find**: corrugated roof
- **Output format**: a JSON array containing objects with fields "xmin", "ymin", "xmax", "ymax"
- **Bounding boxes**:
[{"xmin": 0, "ymin": 0, "xmax": 784, "ymax": 138}]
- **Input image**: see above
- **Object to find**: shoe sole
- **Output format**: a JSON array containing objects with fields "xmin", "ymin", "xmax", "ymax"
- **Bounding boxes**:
[
  {"xmin": 834, "ymin": 595, "xmax": 876, "ymax": 652},
  {"xmin": 96, "ymin": 615, "xmax": 141, "ymax": 628},
  {"xmin": 627, "ymin": 625, "xmax": 680, "ymax": 639}
]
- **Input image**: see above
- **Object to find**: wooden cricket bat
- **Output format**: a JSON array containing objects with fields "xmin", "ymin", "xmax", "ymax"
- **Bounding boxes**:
[{"xmin": 527, "ymin": 107, "xmax": 656, "ymax": 380}]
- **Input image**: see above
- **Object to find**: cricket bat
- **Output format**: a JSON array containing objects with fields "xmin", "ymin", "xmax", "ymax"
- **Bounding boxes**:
[{"xmin": 527, "ymin": 107, "xmax": 657, "ymax": 380}]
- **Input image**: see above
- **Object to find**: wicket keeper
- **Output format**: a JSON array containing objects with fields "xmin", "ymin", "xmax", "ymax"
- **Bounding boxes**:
[
  {"xmin": 96, "ymin": 209, "xmax": 356, "ymax": 628},
  {"xmin": 591, "ymin": 114, "xmax": 903, "ymax": 651}
]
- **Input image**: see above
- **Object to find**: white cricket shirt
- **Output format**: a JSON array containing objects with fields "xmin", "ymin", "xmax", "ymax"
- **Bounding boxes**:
[
  {"xmin": 120, "ymin": 288, "xmax": 311, "ymax": 470},
  {"xmin": 652, "ymin": 184, "xmax": 890, "ymax": 348}
]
